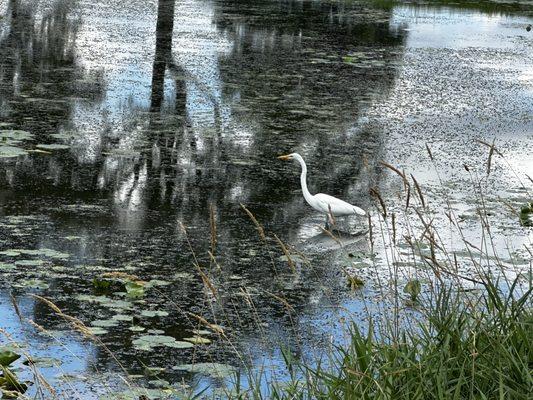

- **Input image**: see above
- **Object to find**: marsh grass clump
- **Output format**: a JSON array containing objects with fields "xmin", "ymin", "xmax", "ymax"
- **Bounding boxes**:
[{"xmin": 238, "ymin": 277, "xmax": 532, "ymax": 400}]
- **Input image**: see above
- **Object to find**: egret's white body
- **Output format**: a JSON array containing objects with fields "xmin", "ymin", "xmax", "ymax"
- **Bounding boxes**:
[{"xmin": 278, "ymin": 153, "xmax": 365, "ymax": 228}]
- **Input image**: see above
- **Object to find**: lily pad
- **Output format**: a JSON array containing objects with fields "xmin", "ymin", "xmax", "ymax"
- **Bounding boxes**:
[
  {"xmin": 132, "ymin": 335, "xmax": 194, "ymax": 351},
  {"xmin": 125, "ymin": 281, "xmax": 145, "ymax": 298},
  {"xmin": 183, "ymin": 336, "xmax": 211, "ymax": 345},
  {"xmin": 140, "ymin": 310, "xmax": 168, "ymax": 318},
  {"xmin": 15, "ymin": 259, "xmax": 45, "ymax": 266},
  {"xmin": 0, "ymin": 145, "xmax": 28, "ymax": 158},
  {"xmin": 0, "ymin": 130, "xmax": 34, "ymax": 142},
  {"xmin": 89, "ymin": 327, "xmax": 108, "ymax": 335},
  {"xmin": 36, "ymin": 144, "xmax": 70, "ymax": 150},
  {"xmin": 172, "ymin": 362, "xmax": 237, "ymax": 379},
  {"xmin": 91, "ymin": 319, "xmax": 119, "ymax": 328},
  {"xmin": 13, "ymin": 279, "xmax": 49, "ymax": 289},
  {"xmin": 99, "ymin": 388, "xmax": 178, "ymax": 400},
  {"xmin": 112, "ymin": 314, "xmax": 133, "ymax": 322},
  {"xmin": 24, "ymin": 356, "xmax": 62, "ymax": 368}
]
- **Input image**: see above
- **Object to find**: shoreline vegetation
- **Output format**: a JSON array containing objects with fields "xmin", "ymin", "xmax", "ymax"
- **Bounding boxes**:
[{"xmin": 2, "ymin": 141, "xmax": 532, "ymax": 399}]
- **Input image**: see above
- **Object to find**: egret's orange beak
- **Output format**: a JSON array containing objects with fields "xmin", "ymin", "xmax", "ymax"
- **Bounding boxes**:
[{"xmin": 277, "ymin": 154, "xmax": 291, "ymax": 160}]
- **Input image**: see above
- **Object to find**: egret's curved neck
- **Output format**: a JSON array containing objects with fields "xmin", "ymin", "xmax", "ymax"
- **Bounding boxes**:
[{"xmin": 295, "ymin": 156, "xmax": 314, "ymax": 204}]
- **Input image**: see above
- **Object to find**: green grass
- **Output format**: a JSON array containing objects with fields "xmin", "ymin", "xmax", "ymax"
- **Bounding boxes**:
[{"xmin": 236, "ymin": 277, "xmax": 532, "ymax": 399}]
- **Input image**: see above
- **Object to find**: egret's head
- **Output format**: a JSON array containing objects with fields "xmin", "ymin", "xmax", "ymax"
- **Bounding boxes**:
[{"xmin": 277, "ymin": 153, "xmax": 296, "ymax": 161}]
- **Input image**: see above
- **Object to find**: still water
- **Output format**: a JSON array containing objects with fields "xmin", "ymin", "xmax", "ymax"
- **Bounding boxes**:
[{"xmin": 0, "ymin": 0, "xmax": 532, "ymax": 398}]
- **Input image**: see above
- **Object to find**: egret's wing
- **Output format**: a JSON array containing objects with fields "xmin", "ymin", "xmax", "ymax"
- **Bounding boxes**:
[{"xmin": 315, "ymin": 193, "xmax": 366, "ymax": 216}]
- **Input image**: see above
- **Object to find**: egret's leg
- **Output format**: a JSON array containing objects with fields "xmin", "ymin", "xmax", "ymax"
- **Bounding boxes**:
[{"xmin": 324, "ymin": 215, "xmax": 330, "ymax": 230}]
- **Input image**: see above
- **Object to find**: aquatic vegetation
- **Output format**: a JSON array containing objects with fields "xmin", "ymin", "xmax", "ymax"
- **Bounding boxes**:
[
  {"xmin": 172, "ymin": 363, "xmax": 237, "ymax": 379},
  {"xmin": 403, "ymin": 279, "xmax": 421, "ymax": 302},
  {"xmin": 0, "ymin": 347, "xmax": 27, "ymax": 399},
  {"xmin": 519, "ymin": 202, "xmax": 533, "ymax": 227},
  {"xmin": 35, "ymin": 143, "xmax": 70, "ymax": 150},
  {"xmin": 131, "ymin": 335, "xmax": 194, "ymax": 351}
]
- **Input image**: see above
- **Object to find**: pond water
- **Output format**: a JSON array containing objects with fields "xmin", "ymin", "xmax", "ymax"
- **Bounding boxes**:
[{"xmin": 0, "ymin": 0, "xmax": 532, "ymax": 398}]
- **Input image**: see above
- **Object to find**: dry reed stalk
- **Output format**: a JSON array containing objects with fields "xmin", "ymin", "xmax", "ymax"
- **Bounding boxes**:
[
  {"xmin": 30, "ymin": 294, "xmax": 62, "ymax": 313},
  {"xmin": 186, "ymin": 312, "xmax": 225, "ymax": 336},
  {"xmin": 264, "ymin": 291, "xmax": 295, "ymax": 313},
  {"xmin": 405, "ymin": 185, "xmax": 411, "ymax": 210},
  {"xmin": 273, "ymin": 233, "xmax": 295, "ymax": 273},
  {"xmin": 29, "ymin": 295, "xmax": 133, "ymax": 383},
  {"xmin": 367, "ymin": 213, "xmax": 374, "ymax": 253},
  {"xmin": 9, "ymin": 293, "xmax": 22, "ymax": 323},
  {"xmin": 369, "ymin": 187, "xmax": 387, "ymax": 218},
  {"xmin": 486, "ymin": 139, "xmax": 496, "ymax": 176},
  {"xmin": 475, "ymin": 139, "xmax": 503, "ymax": 156},
  {"xmin": 240, "ymin": 203, "xmax": 266, "ymax": 241},
  {"xmin": 444, "ymin": 211, "xmax": 456, "ymax": 226},
  {"xmin": 501, "ymin": 200, "xmax": 519, "ymax": 217},
  {"xmin": 319, "ymin": 226, "xmax": 342, "ymax": 246},
  {"xmin": 209, "ymin": 204, "xmax": 217, "ymax": 253},
  {"xmin": 391, "ymin": 212, "xmax": 396, "ymax": 244},
  {"xmin": 425, "ymin": 143, "xmax": 434, "ymax": 161},
  {"xmin": 379, "ymin": 161, "xmax": 409, "ymax": 188},
  {"xmin": 193, "ymin": 264, "xmax": 218, "ymax": 299},
  {"xmin": 410, "ymin": 174, "xmax": 426, "ymax": 209},
  {"xmin": 207, "ymin": 250, "xmax": 222, "ymax": 272}
]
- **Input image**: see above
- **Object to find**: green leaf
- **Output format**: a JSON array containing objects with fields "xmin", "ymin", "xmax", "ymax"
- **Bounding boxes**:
[
  {"xmin": 0, "ymin": 350, "xmax": 20, "ymax": 367},
  {"xmin": 125, "ymin": 281, "xmax": 145, "ymax": 298},
  {"xmin": 404, "ymin": 279, "xmax": 421, "ymax": 301},
  {"xmin": 519, "ymin": 202, "xmax": 533, "ymax": 227}
]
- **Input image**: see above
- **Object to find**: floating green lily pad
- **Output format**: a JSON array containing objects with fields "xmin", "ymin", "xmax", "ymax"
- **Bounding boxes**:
[
  {"xmin": 183, "ymin": 336, "xmax": 211, "ymax": 345},
  {"xmin": 89, "ymin": 327, "xmax": 108, "ymax": 335},
  {"xmin": 125, "ymin": 281, "xmax": 145, "ymax": 298},
  {"xmin": 24, "ymin": 356, "xmax": 62, "ymax": 368},
  {"xmin": 140, "ymin": 310, "xmax": 168, "ymax": 318},
  {"xmin": 13, "ymin": 279, "xmax": 49, "ymax": 289},
  {"xmin": 36, "ymin": 144, "xmax": 70, "ymax": 150},
  {"xmin": 99, "ymin": 387, "xmax": 178, "ymax": 400},
  {"xmin": 112, "ymin": 314, "xmax": 133, "ymax": 322},
  {"xmin": 172, "ymin": 362, "xmax": 237, "ymax": 379},
  {"xmin": 91, "ymin": 319, "xmax": 119, "ymax": 328},
  {"xmin": 0, "ymin": 248, "xmax": 69, "ymax": 259},
  {"xmin": 15, "ymin": 259, "xmax": 45, "ymax": 266},
  {"xmin": 0, "ymin": 263, "xmax": 15, "ymax": 271},
  {"xmin": 0, "ymin": 130, "xmax": 34, "ymax": 142},
  {"xmin": 0, "ymin": 145, "xmax": 28, "ymax": 158},
  {"xmin": 132, "ymin": 335, "xmax": 194, "ymax": 351}
]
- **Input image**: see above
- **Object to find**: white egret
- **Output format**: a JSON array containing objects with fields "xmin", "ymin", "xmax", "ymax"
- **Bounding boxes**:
[{"xmin": 278, "ymin": 153, "xmax": 366, "ymax": 229}]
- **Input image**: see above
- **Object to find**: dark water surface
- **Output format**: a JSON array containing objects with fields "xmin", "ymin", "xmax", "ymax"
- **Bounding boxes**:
[{"xmin": 0, "ymin": 0, "xmax": 532, "ymax": 398}]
